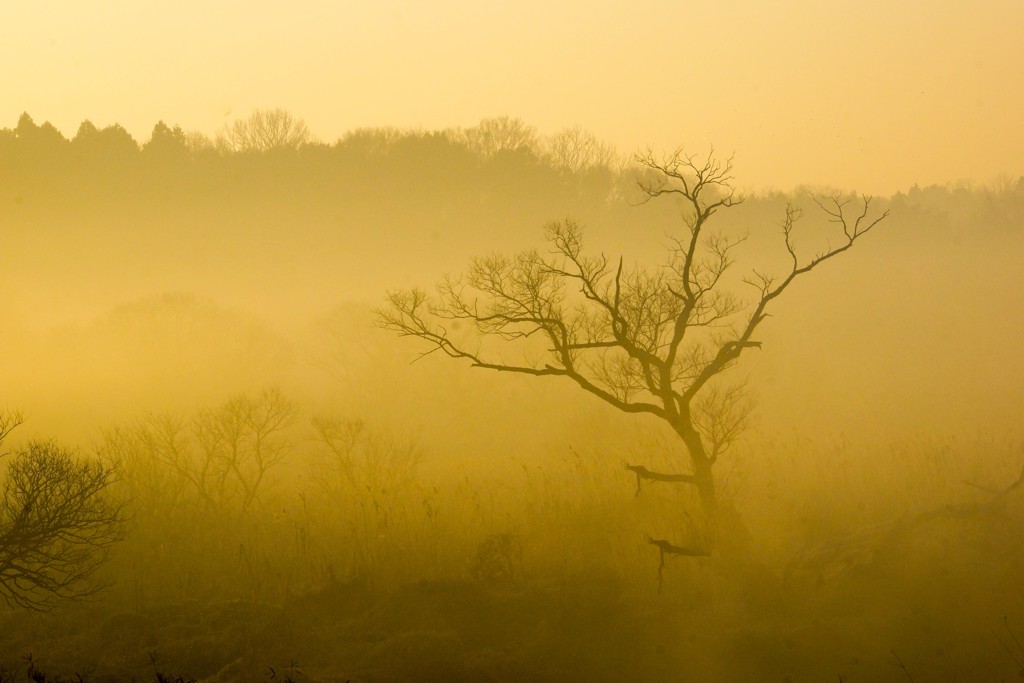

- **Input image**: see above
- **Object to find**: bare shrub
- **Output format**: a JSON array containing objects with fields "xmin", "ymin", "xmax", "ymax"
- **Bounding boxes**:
[{"xmin": 0, "ymin": 421, "xmax": 125, "ymax": 610}]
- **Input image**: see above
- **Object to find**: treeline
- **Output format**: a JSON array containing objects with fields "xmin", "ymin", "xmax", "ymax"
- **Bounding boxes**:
[
  {"xmin": 0, "ymin": 110, "xmax": 622, "ymax": 210},
  {"xmin": 0, "ymin": 109, "xmax": 621, "ymax": 167},
  {"xmin": 0, "ymin": 111, "xmax": 643, "ymax": 289},
  {"xmin": 3, "ymin": 108, "xmax": 1022, "ymax": 235}
]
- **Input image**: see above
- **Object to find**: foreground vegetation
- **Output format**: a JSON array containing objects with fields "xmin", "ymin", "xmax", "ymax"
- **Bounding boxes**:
[{"xmin": 1, "ymin": 407, "xmax": 1022, "ymax": 681}]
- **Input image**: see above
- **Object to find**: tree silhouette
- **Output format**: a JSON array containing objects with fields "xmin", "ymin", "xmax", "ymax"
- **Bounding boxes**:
[
  {"xmin": 545, "ymin": 125, "xmax": 620, "ymax": 173},
  {"xmin": 462, "ymin": 116, "xmax": 540, "ymax": 158},
  {"xmin": 0, "ymin": 413, "xmax": 125, "ymax": 610},
  {"xmin": 143, "ymin": 121, "xmax": 189, "ymax": 158},
  {"xmin": 379, "ymin": 150, "xmax": 888, "ymax": 557},
  {"xmin": 70, "ymin": 119, "xmax": 138, "ymax": 171},
  {"xmin": 8, "ymin": 113, "xmax": 68, "ymax": 173},
  {"xmin": 217, "ymin": 107, "xmax": 312, "ymax": 153},
  {"xmin": 105, "ymin": 388, "xmax": 297, "ymax": 515}
]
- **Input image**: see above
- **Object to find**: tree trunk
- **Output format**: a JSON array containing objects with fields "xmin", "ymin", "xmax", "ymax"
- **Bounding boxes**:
[
  {"xmin": 676, "ymin": 419, "xmax": 717, "ymax": 522},
  {"xmin": 684, "ymin": 432, "xmax": 753, "ymax": 558},
  {"xmin": 691, "ymin": 454, "xmax": 717, "ymax": 521}
]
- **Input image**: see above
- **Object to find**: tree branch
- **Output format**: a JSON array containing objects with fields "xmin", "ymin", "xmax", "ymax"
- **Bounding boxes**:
[{"xmin": 625, "ymin": 464, "xmax": 697, "ymax": 496}]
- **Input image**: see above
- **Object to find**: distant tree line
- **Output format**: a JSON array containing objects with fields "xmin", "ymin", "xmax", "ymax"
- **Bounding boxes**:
[
  {"xmin": 0, "ymin": 111, "xmax": 641, "ymax": 251},
  {"xmin": 0, "ymin": 108, "xmax": 619, "ymax": 168},
  {"xmin": 0, "ymin": 110, "xmax": 621, "ymax": 189},
  {"xmin": 2, "ymin": 108, "xmax": 1020, "ymax": 237}
]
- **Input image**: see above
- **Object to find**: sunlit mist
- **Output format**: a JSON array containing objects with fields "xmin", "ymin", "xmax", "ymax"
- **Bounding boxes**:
[{"xmin": 0, "ymin": 4, "xmax": 1022, "ymax": 681}]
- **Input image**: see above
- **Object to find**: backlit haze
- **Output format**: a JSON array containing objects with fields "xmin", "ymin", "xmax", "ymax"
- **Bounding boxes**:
[
  {"xmin": 3, "ymin": 0, "xmax": 1021, "ymax": 194},
  {"xmin": 2, "ymin": 2, "xmax": 1024, "ymax": 680}
]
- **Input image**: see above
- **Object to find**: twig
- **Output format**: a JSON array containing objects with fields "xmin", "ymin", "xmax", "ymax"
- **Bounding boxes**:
[{"xmin": 890, "ymin": 650, "xmax": 915, "ymax": 682}]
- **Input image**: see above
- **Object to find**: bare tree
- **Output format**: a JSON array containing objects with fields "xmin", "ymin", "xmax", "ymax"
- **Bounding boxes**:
[
  {"xmin": 0, "ymin": 411, "xmax": 21, "ymax": 455},
  {"xmin": 462, "ymin": 116, "xmax": 540, "ymax": 158},
  {"xmin": 105, "ymin": 388, "xmax": 297, "ymax": 515},
  {"xmin": 545, "ymin": 126, "xmax": 620, "ymax": 173},
  {"xmin": 192, "ymin": 387, "xmax": 297, "ymax": 512},
  {"xmin": 217, "ymin": 107, "xmax": 311, "ymax": 153},
  {"xmin": 0, "ymin": 416, "xmax": 125, "ymax": 610},
  {"xmin": 379, "ymin": 150, "xmax": 887, "ymax": 556},
  {"xmin": 308, "ymin": 415, "xmax": 423, "ymax": 581},
  {"xmin": 311, "ymin": 416, "xmax": 422, "ymax": 494}
]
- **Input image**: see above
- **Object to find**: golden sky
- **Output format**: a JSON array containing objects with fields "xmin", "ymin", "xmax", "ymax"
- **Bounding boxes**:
[{"xmin": 2, "ymin": 0, "xmax": 1021, "ymax": 193}]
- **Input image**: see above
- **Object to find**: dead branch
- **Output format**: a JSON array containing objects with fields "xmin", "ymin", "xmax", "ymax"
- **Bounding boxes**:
[
  {"xmin": 647, "ymin": 536, "xmax": 711, "ymax": 593},
  {"xmin": 625, "ymin": 463, "xmax": 696, "ymax": 496}
]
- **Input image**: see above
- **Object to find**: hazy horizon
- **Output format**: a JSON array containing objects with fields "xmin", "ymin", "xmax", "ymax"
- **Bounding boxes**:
[{"xmin": 3, "ymin": 1, "xmax": 1022, "ymax": 194}]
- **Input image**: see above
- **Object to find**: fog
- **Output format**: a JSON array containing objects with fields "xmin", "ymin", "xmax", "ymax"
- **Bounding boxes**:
[{"xmin": 1, "ymin": 114, "xmax": 1022, "ymax": 681}]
